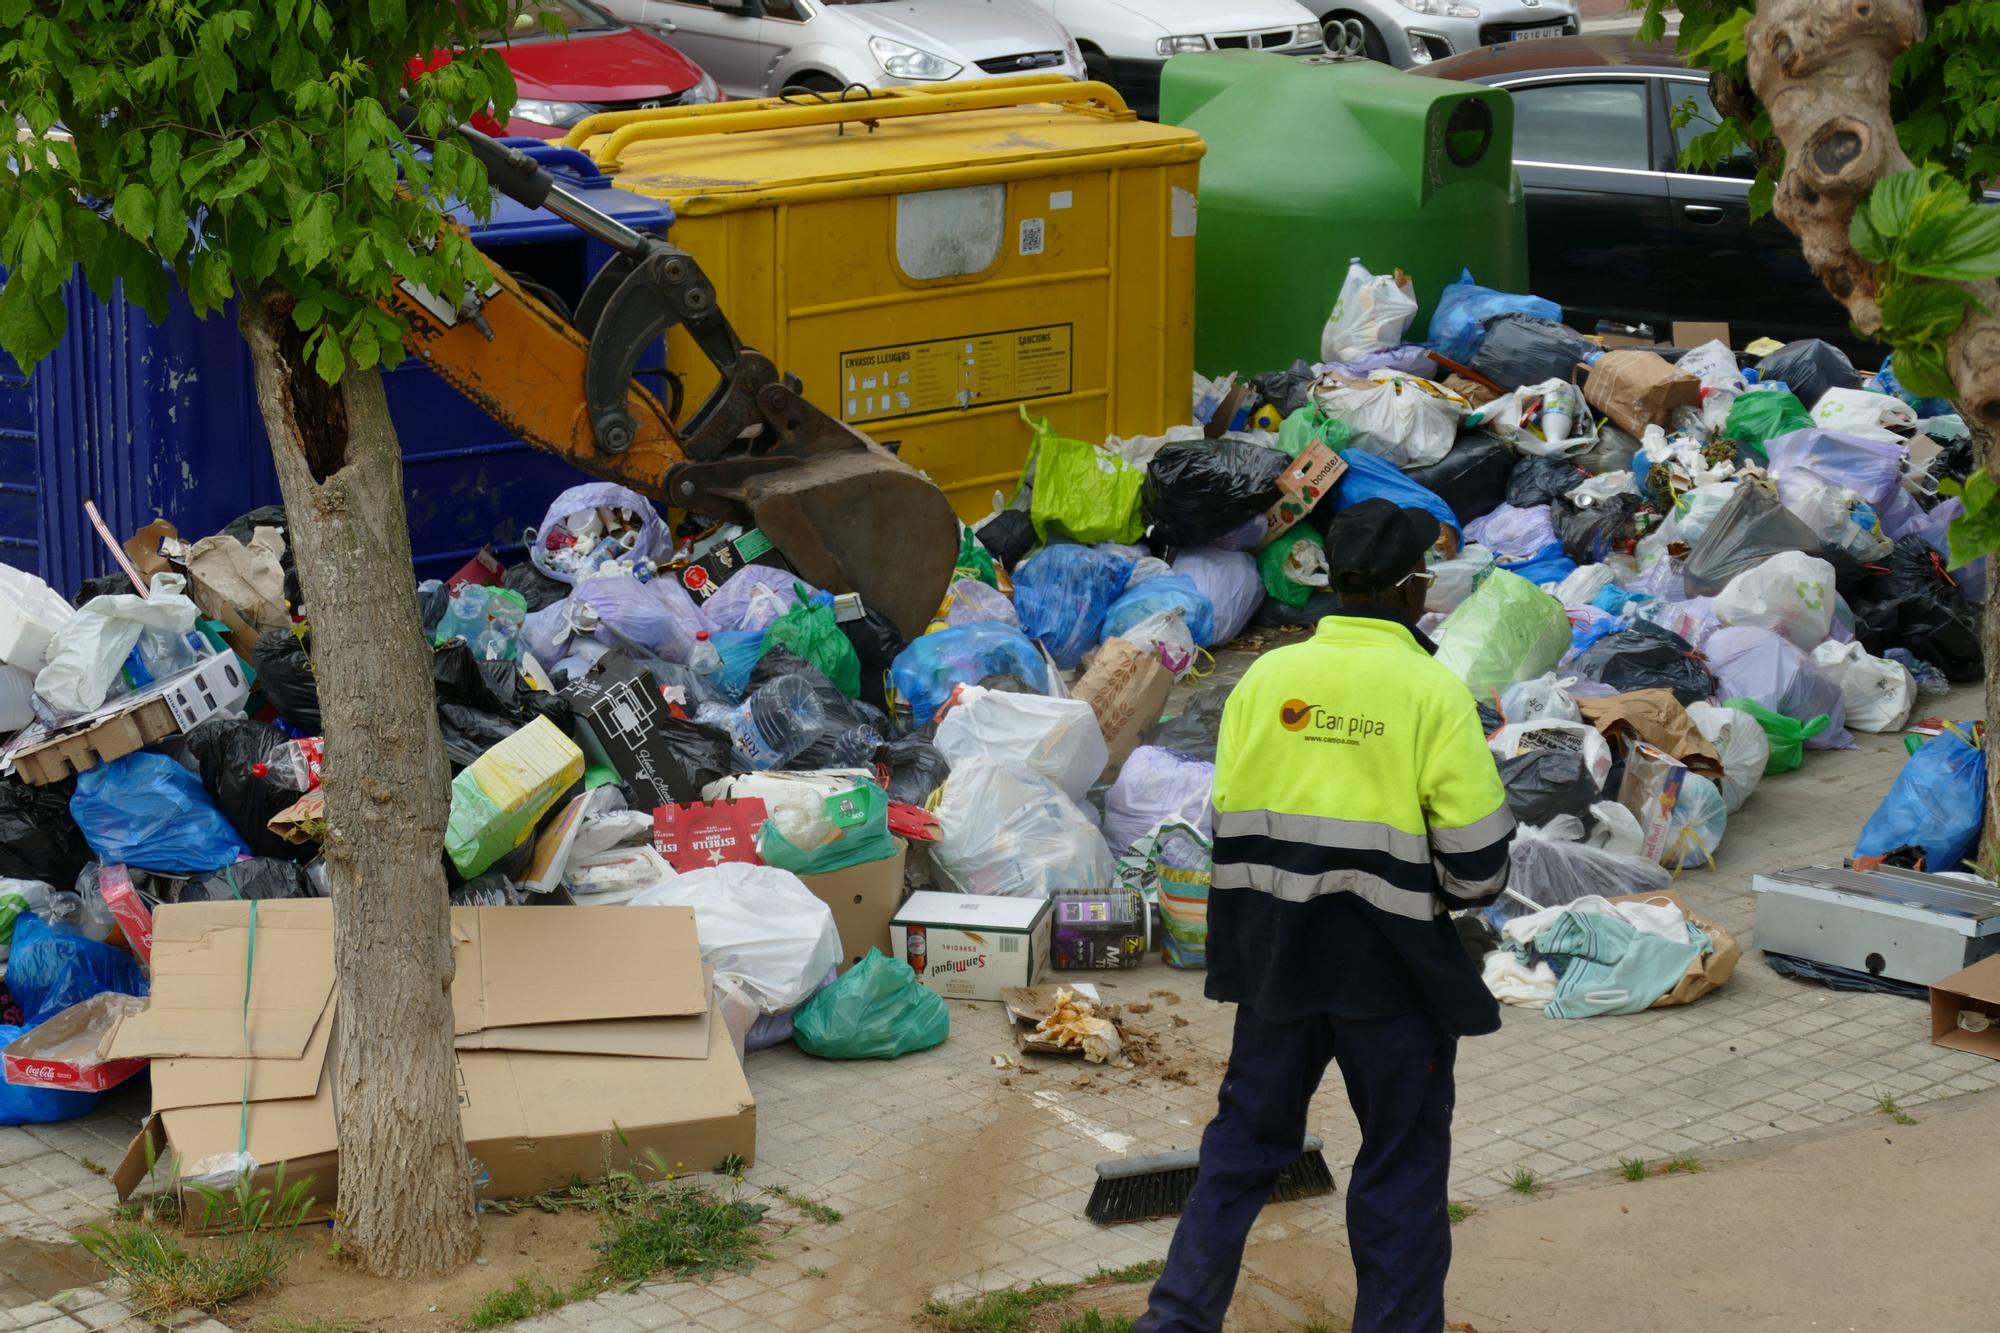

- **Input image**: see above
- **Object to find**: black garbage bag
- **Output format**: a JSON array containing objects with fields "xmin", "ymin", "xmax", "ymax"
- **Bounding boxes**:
[
  {"xmin": 1252, "ymin": 589, "xmax": 1342, "ymax": 630},
  {"xmin": 432, "ymin": 640, "xmax": 574, "ymax": 769},
  {"xmin": 1477, "ymin": 699, "xmax": 1504, "ymax": 736},
  {"xmin": 1141, "ymin": 439, "xmax": 1292, "ymax": 551},
  {"xmin": 218, "ymin": 505, "xmax": 301, "ymax": 608},
  {"xmin": 417, "ymin": 581, "xmax": 451, "ymax": 638},
  {"xmin": 1497, "ymin": 749, "xmax": 1598, "ymax": 827},
  {"xmin": 1507, "ymin": 455, "xmax": 1589, "ymax": 510},
  {"xmin": 1471, "ymin": 315, "xmax": 1599, "ymax": 389},
  {"xmin": 876, "ymin": 736, "xmax": 951, "ymax": 804},
  {"xmin": 840, "ymin": 609, "xmax": 908, "ymax": 714},
  {"xmin": 254, "ymin": 629, "xmax": 323, "ymax": 733},
  {"xmin": 1250, "ymin": 358, "xmax": 1318, "ymax": 418},
  {"xmin": 0, "ymin": 776, "xmax": 93, "ymax": 885},
  {"xmin": 1576, "ymin": 424, "xmax": 1641, "ymax": 476},
  {"xmin": 1553, "ymin": 494, "xmax": 1645, "ymax": 563},
  {"xmin": 182, "ymin": 718, "xmax": 317, "ymax": 861},
  {"xmin": 1927, "ymin": 436, "xmax": 1978, "ymax": 493},
  {"xmin": 1849, "ymin": 535, "xmax": 1984, "ymax": 682},
  {"xmin": 655, "ymin": 714, "xmax": 741, "ymax": 794},
  {"xmin": 1402, "ymin": 431, "xmax": 1516, "ymax": 525},
  {"xmin": 1573, "ymin": 623, "xmax": 1712, "ymax": 703},
  {"xmin": 503, "ymin": 559, "xmax": 571, "ymax": 612},
  {"xmin": 1756, "ymin": 339, "xmax": 1859, "ymax": 410},
  {"xmin": 750, "ymin": 648, "xmax": 890, "ymax": 770},
  {"xmin": 1144, "ymin": 680, "xmax": 1233, "ymax": 762},
  {"xmin": 974, "ymin": 510, "xmax": 1038, "ymax": 573},
  {"xmin": 73, "ymin": 572, "xmax": 137, "ymax": 606},
  {"xmin": 1682, "ymin": 483, "xmax": 1822, "ymax": 596},
  {"xmin": 178, "ymin": 858, "xmax": 318, "ymax": 902}
]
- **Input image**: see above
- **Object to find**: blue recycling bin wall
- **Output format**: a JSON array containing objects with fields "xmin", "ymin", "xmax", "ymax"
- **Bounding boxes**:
[{"xmin": 0, "ymin": 144, "xmax": 674, "ymax": 595}]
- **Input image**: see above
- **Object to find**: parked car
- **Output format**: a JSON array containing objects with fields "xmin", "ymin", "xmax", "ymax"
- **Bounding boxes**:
[
  {"xmin": 1416, "ymin": 36, "xmax": 1877, "ymax": 358},
  {"xmin": 601, "ymin": 0, "xmax": 1085, "ymax": 101},
  {"xmin": 1319, "ymin": 0, "xmax": 1577, "ymax": 67},
  {"xmin": 1037, "ymin": 0, "xmax": 1326, "ymax": 118},
  {"xmin": 475, "ymin": 0, "xmax": 721, "ymax": 138}
]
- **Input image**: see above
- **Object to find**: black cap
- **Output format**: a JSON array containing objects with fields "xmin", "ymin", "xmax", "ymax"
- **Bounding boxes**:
[{"xmin": 1324, "ymin": 499, "xmax": 1440, "ymax": 594}]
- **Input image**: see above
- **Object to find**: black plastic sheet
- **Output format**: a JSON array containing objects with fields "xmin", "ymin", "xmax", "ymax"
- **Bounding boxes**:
[
  {"xmin": 876, "ymin": 736, "xmax": 951, "ymax": 804},
  {"xmin": 1496, "ymin": 749, "xmax": 1598, "ymax": 827},
  {"xmin": 1756, "ymin": 339, "xmax": 1859, "ymax": 410},
  {"xmin": 1553, "ymin": 494, "xmax": 1645, "ymax": 563},
  {"xmin": 1507, "ymin": 455, "xmax": 1589, "ymax": 510},
  {"xmin": 1141, "ymin": 440, "xmax": 1292, "ymax": 551},
  {"xmin": 178, "ymin": 858, "xmax": 318, "ymax": 903},
  {"xmin": 1144, "ymin": 681, "xmax": 1233, "ymax": 763},
  {"xmin": 0, "ymin": 776, "xmax": 92, "ymax": 886},
  {"xmin": 1849, "ymin": 536, "xmax": 1984, "ymax": 682},
  {"xmin": 1470, "ymin": 315, "xmax": 1599, "ymax": 389},
  {"xmin": 254, "ymin": 629, "xmax": 322, "ymax": 733},
  {"xmin": 1403, "ymin": 432, "xmax": 1515, "ymax": 525}
]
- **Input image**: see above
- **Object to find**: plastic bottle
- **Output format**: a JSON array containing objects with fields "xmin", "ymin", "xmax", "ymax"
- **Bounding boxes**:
[
  {"xmin": 716, "ymin": 674, "xmax": 827, "ymax": 770},
  {"xmin": 1670, "ymin": 404, "xmax": 1710, "ymax": 444},
  {"xmin": 687, "ymin": 629, "xmax": 722, "ymax": 678},
  {"xmin": 476, "ymin": 590, "xmax": 528, "ymax": 662},
  {"xmin": 433, "ymin": 583, "xmax": 492, "ymax": 647}
]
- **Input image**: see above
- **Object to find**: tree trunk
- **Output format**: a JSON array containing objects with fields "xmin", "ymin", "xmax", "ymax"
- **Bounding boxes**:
[
  {"xmin": 240, "ymin": 291, "xmax": 476, "ymax": 1278},
  {"xmin": 1744, "ymin": 0, "xmax": 2000, "ymax": 857}
]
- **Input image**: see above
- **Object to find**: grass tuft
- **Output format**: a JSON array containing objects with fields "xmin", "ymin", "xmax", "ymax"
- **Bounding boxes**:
[
  {"xmin": 1877, "ymin": 1093, "xmax": 1919, "ymax": 1126},
  {"xmin": 1091, "ymin": 1258, "xmax": 1164, "ymax": 1285},
  {"xmin": 1618, "ymin": 1156, "xmax": 1649, "ymax": 1182},
  {"xmin": 468, "ymin": 1274, "xmax": 592, "ymax": 1329},
  {"xmin": 766, "ymin": 1184, "xmax": 843, "ymax": 1226},
  {"xmin": 1058, "ymin": 1314, "xmax": 1135, "ymax": 1333},
  {"xmin": 594, "ymin": 1179, "xmax": 768, "ymax": 1285},
  {"xmin": 923, "ymin": 1281, "xmax": 1078, "ymax": 1333},
  {"xmin": 1504, "ymin": 1168, "xmax": 1541, "ymax": 1197},
  {"xmin": 77, "ymin": 1166, "xmax": 313, "ymax": 1319},
  {"xmin": 1660, "ymin": 1152, "xmax": 1705, "ymax": 1176},
  {"xmin": 1446, "ymin": 1201, "xmax": 1473, "ymax": 1227}
]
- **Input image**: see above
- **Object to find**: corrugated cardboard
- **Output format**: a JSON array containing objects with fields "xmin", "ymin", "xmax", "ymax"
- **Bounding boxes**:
[
  {"xmin": 800, "ymin": 840, "xmax": 910, "ymax": 972},
  {"xmin": 1256, "ymin": 441, "xmax": 1349, "ymax": 550},
  {"xmin": 105, "ymin": 901, "xmax": 335, "ymax": 1061},
  {"xmin": 1930, "ymin": 954, "xmax": 2000, "ymax": 1062},
  {"xmin": 148, "ymin": 996, "xmax": 337, "ymax": 1113},
  {"xmin": 447, "ymin": 905, "xmax": 707, "ymax": 1035},
  {"xmin": 892, "ymin": 890, "xmax": 1051, "ymax": 1002}
]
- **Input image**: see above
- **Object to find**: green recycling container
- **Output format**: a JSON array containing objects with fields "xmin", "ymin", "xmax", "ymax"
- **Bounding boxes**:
[{"xmin": 1161, "ymin": 51, "xmax": 1528, "ymax": 377}]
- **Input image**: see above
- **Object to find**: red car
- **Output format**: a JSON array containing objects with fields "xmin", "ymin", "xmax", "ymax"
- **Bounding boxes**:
[{"xmin": 475, "ymin": 0, "xmax": 720, "ymax": 139}]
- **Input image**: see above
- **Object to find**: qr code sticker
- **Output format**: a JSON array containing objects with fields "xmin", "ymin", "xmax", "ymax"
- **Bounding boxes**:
[{"xmin": 1019, "ymin": 217, "xmax": 1045, "ymax": 256}]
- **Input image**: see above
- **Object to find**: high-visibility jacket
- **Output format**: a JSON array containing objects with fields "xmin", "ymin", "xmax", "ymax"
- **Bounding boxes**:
[{"xmin": 1205, "ymin": 609, "xmax": 1515, "ymax": 1034}]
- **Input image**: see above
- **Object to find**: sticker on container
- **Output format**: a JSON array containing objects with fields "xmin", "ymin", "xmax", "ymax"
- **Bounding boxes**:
[
  {"xmin": 1019, "ymin": 217, "xmax": 1045, "ymax": 256},
  {"xmin": 837, "ymin": 325, "xmax": 1074, "ymax": 423},
  {"xmin": 1049, "ymin": 190, "xmax": 1073, "ymax": 211},
  {"xmin": 1171, "ymin": 186, "xmax": 1198, "ymax": 239}
]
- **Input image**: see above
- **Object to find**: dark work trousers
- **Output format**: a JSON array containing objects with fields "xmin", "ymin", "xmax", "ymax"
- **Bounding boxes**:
[{"xmin": 1136, "ymin": 1006, "xmax": 1457, "ymax": 1333}]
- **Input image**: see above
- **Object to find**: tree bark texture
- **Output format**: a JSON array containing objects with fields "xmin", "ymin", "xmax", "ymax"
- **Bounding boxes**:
[
  {"xmin": 240, "ymin": 292, "xmax": 476, "ymax": 1278},
  {"xmin": 1745, "ymin": 0, "xmax": 2000, "ymax": 856}
]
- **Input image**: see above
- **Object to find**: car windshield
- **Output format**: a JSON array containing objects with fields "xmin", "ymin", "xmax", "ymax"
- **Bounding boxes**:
[{"xmin": 475, "ymin": 0, "xmax": 619, "ymax": 41}]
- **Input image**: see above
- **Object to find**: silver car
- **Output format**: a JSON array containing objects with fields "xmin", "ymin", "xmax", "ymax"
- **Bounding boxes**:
[
  {"xmin": 1317, "ymin": 0, "xmax": 1578, "ymax": 67},
  {"xmin": 604, "ymin": 0, "xmax": 1087, "ymax": 99}
]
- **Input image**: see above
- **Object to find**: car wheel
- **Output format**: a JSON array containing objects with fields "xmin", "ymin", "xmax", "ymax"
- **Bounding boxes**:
[
  {"xmin": 1082, "ymin": 49, "xmax": 1116, "ymax": 87},
  {"xmin": 1323, "ymin": 12, "xmax": 1389, "ymax": 63},
  {"xmin": 784, "ymin": 72, "xmax": 843, "ymax": 96}
]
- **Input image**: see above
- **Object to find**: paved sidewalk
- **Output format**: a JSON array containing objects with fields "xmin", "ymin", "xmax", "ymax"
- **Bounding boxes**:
[{"xmin": 2, "ymin": 686, "xmax": 1991, "ymax": 1331}]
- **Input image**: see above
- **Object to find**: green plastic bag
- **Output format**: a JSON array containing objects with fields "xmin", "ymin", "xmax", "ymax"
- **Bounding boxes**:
[
  {"xmin": 1722, "ymin": 389, "xmax": 1812, "ymax": 463},
  {"xmin": 1021, "ymin": 406, "xmax": 1145, "ymax": 546},
  {"xmin": 1722, "ymin": 698, "xmax": 1829, "ymax": 774},
  {"xmin": 954, "ymin": 525, "xmax": 999, "ymax": 588},
  {"xmin": 1433, "ymin": 569, "xmax": 1571, "ymax": 696},
  {"xmin": 757, "ymin": 784, "xmax": 896, "ymax": 876},
  {"xmin": 763, "ymin": 584, "xmax": 861, "ymax": 699},
  {"xmin": 1256, "ymin": 527, "xmax": 1327, "ymax": 607},
  {"xmin": 792, "ymin": 948, "xmax": 950, "ymax": 1059},
  {"xmin": 1277, "ymin": 404, "xmax": 1353, "ymax": 461}
]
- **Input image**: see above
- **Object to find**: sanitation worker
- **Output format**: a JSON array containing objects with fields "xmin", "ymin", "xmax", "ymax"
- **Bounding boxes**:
[{"xmin": 1138, "ymin": 498, "xmax": 1516, "ymax": 1333}]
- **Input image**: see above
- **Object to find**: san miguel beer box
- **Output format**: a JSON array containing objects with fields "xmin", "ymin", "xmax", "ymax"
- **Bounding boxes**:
[{"xmin": 890, "ymin": 890, "xmax": 1051, "ymax": 1002}]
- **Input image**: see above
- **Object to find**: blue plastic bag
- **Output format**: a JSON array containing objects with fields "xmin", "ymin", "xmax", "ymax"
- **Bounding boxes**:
[
  {"xmin": 0, "ymin": 1024, "xmax": 108, "ymax": 1125},
  {"xmin": 1102, "ymin": 574, "xmax": 1218, "ymax": 648},
  {"xmin": 1592, "ymin": 583, "xmax": 1655, "ymax": 617},
  {"xmin": 1868, "ymin": 354, "xmax": 1954, "ymax": 418},
  {"xmin": 71, "ymin": 751, "xmax": 249, "ymax": 874},
  {"xmin": 1853, "ymin": 727, "xmax": 1987, "ymax": 873},
  {"xmin": 6, "ymin": 915, "xmax": 149, "ymax": 1026},
  {"xmin": 712, "ymin": 629, "xmax": 767, "ymax": 702},
  {"xmin": 1498, "ymin": 541, "xmax": 1576, "ymax": 588},
  {"xmin": 1328, "ymin": 449, "xmax": 1462, "ymax": 540},
  {"xmin": 1012, "ymin": 543, "xmax": 1135, "ymax": 669},
  {"xmin": 1426, "ymin": 268, "xmax": 1564, "ymax": 364},
  {"xmin": 890, "ymin": 622, "xmax": 1049, "ymax": 723}
]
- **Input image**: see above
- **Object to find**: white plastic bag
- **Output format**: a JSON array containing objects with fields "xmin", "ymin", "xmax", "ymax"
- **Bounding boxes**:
[
  {"xmin": 1425, "ymin": 544, "xmax": 1495, "ymax": 614},
  {"xmin": 1468, "ymin": 379, "xmax": 1598, "ymax": 457},
  {"xmin": 1464, "ymin": 504, "xmax": 1558, "ymax": 559},
  {"xmin": 1662, "ymin": 772, "xmax": 1728, "ymax": 870},
  {"xmin": 1670, "ymin": 482, "xmax": 1739, "ymax": 549},
  {"xmin": 1705, "ymin": 625, "xmax": 1854, "ymax": 750},
  {"xmin": 1116, "ymin": 610, "xmax": 1197, "ymax": 680},
  {"xmin": 1810, "ymin": 640, "xmax": 1915, "ymax": 734},
  {"xmin": 1676, "ymin": 339, "xmax": 1747, "ymax": 398},
  {"xmin": 1321, "ymin": 258, "xmax": 1418, "ymax": 362},
  {"xmin": 1315, "ymin": 372, "xmax": 1466, "ymax": 468},
  {"xmin": 1712, "ymin": 550, "xmax": 1837, "ymax": 650},
  {"xmin": 1566, "ymin": 473, "xmax": 1636, "ymax": 506},
  {"xmin": 1686, "ymin": 701, "xmax": 1769, "ymax": 813},
  {"xmin": 1504, "ymin": 816, "xmax": 1673, "ymax": 914},
  {"xmin": 1584, "ymin": 801, "xmax": 1644, "ymax": 858},
  {"xmin": 1810, "ymin": 387, "xmax": 1917, "ymax": 441},
  {"xmin": 934, "ymin": 686, "xmax": 1109, "ymax": 802},
  {"xmin": 1778, "ymin": 469, "xmax": 1892, "ymax": 562},
  {"xmin": 1102, "ymin": 745, "xmax": 1215, "ymax": 854},
  {"xmin": 1172, "ymin": 547, "xmax": 1261, "ymax": 645},
  {"xmin": 932, "ymin": 758, "xmax": 1114, "ymax": 897},
  {"xmin": 34, "ymin": 587, "xmax": 201, "ymax": 715},
  {"xmin": 1489, "ymin": 720, "xmax": 1613, "ymax": 789},
  {"xmin": 1500, "ymin": 673, "xmax": 1582, "ymax": 725},
  {"xmin": 630, "ymin": 863, "xmax": 840, "ymax": 1014},
  {"xmin": 1552, "ymin": 564, "xmax": 1614, "ymax": 609}
]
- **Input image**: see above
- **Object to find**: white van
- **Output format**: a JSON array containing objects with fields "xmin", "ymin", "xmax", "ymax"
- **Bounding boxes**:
[{"xmin": 1036, "ymin": 0, "xmax": 1325, "ymax": 116}]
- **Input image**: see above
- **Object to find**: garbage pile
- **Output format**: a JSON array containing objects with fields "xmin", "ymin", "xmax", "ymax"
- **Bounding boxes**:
[{"xmin": 0, "ymin": 258, "xmax": 1984, "ymax": 1166}]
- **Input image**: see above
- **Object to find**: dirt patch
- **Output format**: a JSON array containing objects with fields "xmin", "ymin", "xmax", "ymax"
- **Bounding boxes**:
[{"xmin": 0, "ymin": 1233, "xmax": 107, "ymax": 1303}]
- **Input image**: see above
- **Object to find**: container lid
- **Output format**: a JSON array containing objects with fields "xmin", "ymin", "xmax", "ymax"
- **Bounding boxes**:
[
  {"xmin": 569, "ymin": 79, "xmax": 1202, "ymax": 211},
  {"xmin": 895, "ymin": 889, "xmax": 1051, "ymax": 931},
  {"xmin": 443, "ymin": 139, "xmax": 675, "ymax": 241}
]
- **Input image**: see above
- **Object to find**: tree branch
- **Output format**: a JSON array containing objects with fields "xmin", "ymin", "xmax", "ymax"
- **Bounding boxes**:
[{"xmin": 1747, "ymin": 0, "xmax": 2000, "ymax": 435}]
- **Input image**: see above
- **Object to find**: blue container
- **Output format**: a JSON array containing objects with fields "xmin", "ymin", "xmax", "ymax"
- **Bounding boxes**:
[{"xmin": 0, "ymin": 144, "xmax": 674, "ymax": 593}]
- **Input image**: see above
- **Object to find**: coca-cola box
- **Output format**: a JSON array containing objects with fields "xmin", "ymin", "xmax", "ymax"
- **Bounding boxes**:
[{"xmin": 891, "ymin": 891, "xmax": 1050, "ymax": 1002}]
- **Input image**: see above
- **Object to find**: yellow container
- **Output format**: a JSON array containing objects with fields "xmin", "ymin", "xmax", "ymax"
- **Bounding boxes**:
[{"xmin": 567, "ymin": 78, "xmax": 1204, "ymax": 518}]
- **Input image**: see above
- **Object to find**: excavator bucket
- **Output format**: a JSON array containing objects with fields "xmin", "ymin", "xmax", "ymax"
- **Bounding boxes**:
[{"xmin": 738, "ymin": 449, "xmax": 961, "ymax": 642}]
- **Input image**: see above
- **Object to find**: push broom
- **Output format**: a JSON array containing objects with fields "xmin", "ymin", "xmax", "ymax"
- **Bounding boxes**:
[{"xmin": 1085, "ymin": 1136, "xmax": 1335, "ymax": 1224}]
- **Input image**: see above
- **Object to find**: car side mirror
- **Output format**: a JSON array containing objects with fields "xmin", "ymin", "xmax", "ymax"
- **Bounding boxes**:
[{"xmin": 709, "ymin": 0, "xmax": 760, "ymax": 15}]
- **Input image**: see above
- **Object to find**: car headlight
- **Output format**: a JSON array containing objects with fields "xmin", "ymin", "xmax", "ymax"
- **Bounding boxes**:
[
  {"xmin": 510, "ymin": 98, "xmax": 595, "ymax": 127},
  {"xmin": 682, "ymin": 70, "xmax": 720, "ymax": 105},
  {"xmin": 1156, "ymin": 35, "xmax": 1209, "ymax": 56},
  {"xmin": 868, "ymin": 36, "xmax": 962, "ymax": 81},
  {"xmin": 1293, "ymin": 23, "xmax": 1323, "ymax": 47},
  {"xmin": 1397, "ymin": 0, "xmax": 1480, "ymax": 16},
  {"xmin": 1063, "ymin": 33, "xmax": 1083, "ymax": 67}
]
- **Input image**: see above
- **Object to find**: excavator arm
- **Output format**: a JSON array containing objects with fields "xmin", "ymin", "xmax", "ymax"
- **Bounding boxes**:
[{"xmin": 389, "ymin": 125, "xmax": 958, "ymax": 640}]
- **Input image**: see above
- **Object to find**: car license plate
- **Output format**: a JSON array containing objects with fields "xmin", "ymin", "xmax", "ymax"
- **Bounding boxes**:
[{"xmin": 1510, "ymin": 25, "xmax": 1564, "ymax": 40}]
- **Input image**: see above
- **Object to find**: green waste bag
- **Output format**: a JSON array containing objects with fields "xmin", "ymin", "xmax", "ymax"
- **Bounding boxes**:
[
  {"xmin": 1433, "ymin": 569, "xmax": 1571, "ymax": 697},
  {"xmin": 1021, "ymin": 406, "xmax": 1145, "ymax": 546},
  {"xmin": 763, "ymin": 584, "xmax": 861, "ymax": 699},
  {"xmin": 954, "ymin": 525, "xmax": 999, "ymax": 588},
  {"xmin": 1277, "ymin": 404, "xmax": 1352, "ymax": 461},
  {"xmin": 1256, "ymin": 527, "xmax": 1327, "ymax": 607},
  {"xmin": 792, "ymin": 948, "xmax": 950, "ymax": 1059},
  {"xmin": 1722, "ymin": 390, "xmax": 1812, "ymax": 463},
  {"xmin": 757, "ymin": 784, "xmax": 896, "ymax": 876},
  {"xmin": 1722, "ymin": 698, "xmax": 1828, "ymax": 774}
]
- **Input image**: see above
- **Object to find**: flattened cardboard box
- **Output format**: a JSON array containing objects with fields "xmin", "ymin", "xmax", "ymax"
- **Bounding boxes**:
[
  {"xmin": 800, "ymin": 839, "xmax": 910, "ymax": 972},
  {"xmin": 1931, "ymin": 954, "xmax": 2000, "ymax": 1063}
]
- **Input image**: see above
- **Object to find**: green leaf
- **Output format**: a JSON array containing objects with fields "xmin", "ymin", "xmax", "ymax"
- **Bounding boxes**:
[
  {"xmin": 213, "ymin": 155, "xmax": 269, "ymax": 201},
  {"xmin": 1901, "ymin": 204, "xmax": 2000, "ymax": 281},
  {"xmin": 1747, "ymin": 168, "xmax": 1777, "ymax": 222},
  {"xmin": 1850, "ymin": 207, "xmax": 1888, "ymax": 264},
  {"xmin": 291, "ymin": 193, "xmax": 336, "ymax": 270},
  {"xmin": 1687, "ymin": 8, "xmax": 1753, "ymax": 63},
  {"xmin": 111, "ymin": 181, "xmax": 155, "ymax": 241},
  {"xmin": 1892, "ymin": 341, "xmax": 1957, "ymax": 401},
  {"xmin": 311, "ymin": 327, "xmax": 346, "ymax": 384},
  {"xmin": 0, "ymin": 279, "xmax": 68, "ymax": 371},
  {"xmin": 1879, "ymin": 280, "xmax": 1977, "ymax": 343},
  {"xmin": 367, "ymin": 0, "xmax": 405, "ymax": 32},
  {"xmin": 1945, "ymin": 472, "xmax": 2000, "ymax": 567},
  {"xmin": 1864, "ymin": 168, "xmax": 1932, "ymax": 240}
]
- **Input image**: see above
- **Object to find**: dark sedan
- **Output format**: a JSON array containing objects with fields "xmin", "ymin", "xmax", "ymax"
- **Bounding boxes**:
[{"xmin": 1414, "ymin": 36, "xmax": 1879, "ymax": 361}]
